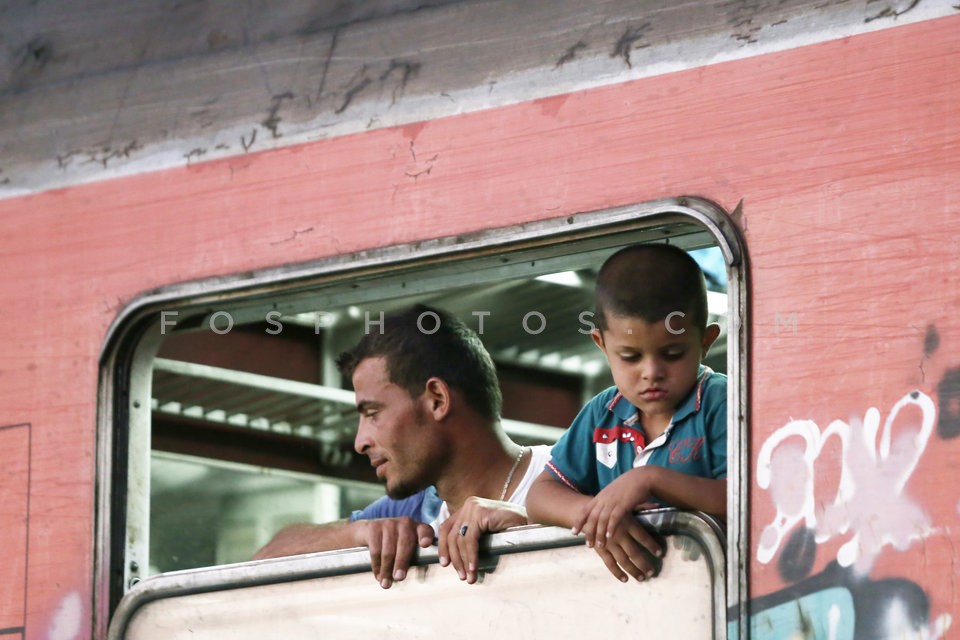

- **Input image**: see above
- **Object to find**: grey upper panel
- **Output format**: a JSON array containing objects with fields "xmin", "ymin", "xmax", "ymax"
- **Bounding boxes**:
[{"xmin": 0, "ymin": 0, "xmax": 948, "ymax": 197}]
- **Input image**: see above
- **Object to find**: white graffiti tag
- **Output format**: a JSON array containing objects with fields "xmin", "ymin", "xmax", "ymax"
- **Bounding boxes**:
[{"xmin": 757, "ymin": 391, "xmax": 936, "ymax": 574}]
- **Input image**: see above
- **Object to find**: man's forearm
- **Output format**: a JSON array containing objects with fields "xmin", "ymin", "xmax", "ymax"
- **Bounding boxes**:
[{"xmin": 252, "ymin": 519, "xmax": 363, "ymax": 560}]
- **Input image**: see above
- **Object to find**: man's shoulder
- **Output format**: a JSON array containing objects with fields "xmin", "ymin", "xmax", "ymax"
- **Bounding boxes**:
[
  {"xmin": 529, "ymin": 443, "xmax": 553, "ymax": 464},
  {"xmin": 350, "ymin": 486, "xmax": 439, "ymax": 523}
]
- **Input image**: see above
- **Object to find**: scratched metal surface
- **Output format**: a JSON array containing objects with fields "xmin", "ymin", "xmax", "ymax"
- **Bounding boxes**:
[
  {"xmin": 112, "ymin": 518, "xmax": 724, "ymax": 640},
  {"xmin": 0, "ymin": 0, "xmax": 948, "ymax": 196}
]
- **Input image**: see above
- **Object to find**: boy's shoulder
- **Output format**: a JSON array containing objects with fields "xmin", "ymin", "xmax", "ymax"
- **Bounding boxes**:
[
  {"xmin": 697, "ymin": 368, "xmax": 727, "ymax": 414},
  {"xmin": 590, "ymin": 385, "xmax": 621, "ymax": 405}
]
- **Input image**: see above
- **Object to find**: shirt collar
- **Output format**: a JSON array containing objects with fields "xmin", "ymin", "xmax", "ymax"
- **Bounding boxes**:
[{"xmin": 607, "ymin": 365, "xmax": 711, "ymax": 424}]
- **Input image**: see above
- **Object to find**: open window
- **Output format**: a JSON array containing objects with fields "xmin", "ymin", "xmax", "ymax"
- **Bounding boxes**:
[{"xmin": 97, "ymin": 197, "xmax": 746, "ymax": 637}]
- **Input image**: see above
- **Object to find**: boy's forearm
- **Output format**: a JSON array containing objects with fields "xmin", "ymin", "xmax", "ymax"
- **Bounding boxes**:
[
  {"xmin": 646, "ymin": 467, "xmax": 727, "ymax": 519},
  {"xmin": 526, "ymin": 472, "xmax": 591, "ymax": 528}
]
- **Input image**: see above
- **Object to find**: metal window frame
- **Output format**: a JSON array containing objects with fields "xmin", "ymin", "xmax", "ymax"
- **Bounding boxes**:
[
  {"xmin": 107, "ymin": 509, "xmax": 727, "ymax": 639},
  {"xmin": 95, "ymin": 195, "xmax": 748, "ymax": 638}
]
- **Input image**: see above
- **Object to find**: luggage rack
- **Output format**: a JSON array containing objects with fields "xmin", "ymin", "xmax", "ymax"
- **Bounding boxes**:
[{"xmin": 151, "ymin": 357, "xmax": 566, "ymax": 450}]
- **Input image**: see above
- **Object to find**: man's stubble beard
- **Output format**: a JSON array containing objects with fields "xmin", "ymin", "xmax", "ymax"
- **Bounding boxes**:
[{"xmin": 384, "ymin": 402, "xmax": 438, "ymax": 500}]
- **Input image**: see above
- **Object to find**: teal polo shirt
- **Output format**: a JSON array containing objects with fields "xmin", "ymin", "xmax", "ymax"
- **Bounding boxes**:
[{"xmin": 546, "ymin": 366, "xmax": 727, "ymax": 496}]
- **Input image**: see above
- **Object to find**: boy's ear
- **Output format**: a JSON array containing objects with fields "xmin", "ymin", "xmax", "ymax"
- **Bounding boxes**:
[
  {"xmin": 591, "ymin": 328, "xmax": 606, "ymax": 351},
  {"xmin": 422, "ymin": 377, "xmax": 452, "ymax": 421},
  {"xmin": 700, "ymin": 323, "xmax": 721, "ymax": 356}
]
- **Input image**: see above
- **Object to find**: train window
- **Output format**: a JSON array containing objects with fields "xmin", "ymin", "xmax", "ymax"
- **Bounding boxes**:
[{"xmin": 98, "ymin": 198, "xmax": 745, "ymax": 629}]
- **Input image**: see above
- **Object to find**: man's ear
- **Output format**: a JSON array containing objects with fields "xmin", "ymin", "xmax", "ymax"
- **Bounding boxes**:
[
  {"xmin": 701, "ymin": 323, "xmax": 721, "ymax": 357},
  {"xmin": 422, "ymin": 377, "xmax": 452, "ymax": 421},
  {"xmin": 591, "ymin": 328, "xmax": 606, "ymax": 352}
]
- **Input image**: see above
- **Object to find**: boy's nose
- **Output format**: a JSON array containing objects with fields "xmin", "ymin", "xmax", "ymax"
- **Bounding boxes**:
[{"xmin": 642, "ymin": 359, "xmax": 665, "ymax": 380}]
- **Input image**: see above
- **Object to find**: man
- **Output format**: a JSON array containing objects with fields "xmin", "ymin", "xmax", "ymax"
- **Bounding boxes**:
[{"xmin": 253, "ymin": 304, "xmax": 551, "ymax": 588}]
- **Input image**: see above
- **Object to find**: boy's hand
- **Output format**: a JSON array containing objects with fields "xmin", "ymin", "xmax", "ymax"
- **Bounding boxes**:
[
  {"xmin": 592, "ymin": 518, "xmax": 662, "ymax": 582},
  {"xmin": 573, "ymin": 467, "xmax": 650, "ymax": 544},
  {"xmin": 572, "ymin": 468, "xmax": 663, "ymax": 581}
]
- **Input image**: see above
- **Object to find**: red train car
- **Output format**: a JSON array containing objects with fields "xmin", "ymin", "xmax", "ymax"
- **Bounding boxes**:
[{"xmin": 1, "ymin": 1, "xmax": 958, "ymax": 638}]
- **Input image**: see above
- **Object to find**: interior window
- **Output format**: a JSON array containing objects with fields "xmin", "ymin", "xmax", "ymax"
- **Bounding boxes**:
[{"xmin": 105, "ymin": 204, "xmax": 742, "ymax": 609}]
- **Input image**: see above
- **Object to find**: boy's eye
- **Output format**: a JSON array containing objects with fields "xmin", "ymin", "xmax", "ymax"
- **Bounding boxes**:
[
  {"xmin": 662, "ymin": 349, "xmax": 687, "ymax": 361},
  {"xmin": 618, "ymin": 353, "xmax": 641, "ymax": 362}
]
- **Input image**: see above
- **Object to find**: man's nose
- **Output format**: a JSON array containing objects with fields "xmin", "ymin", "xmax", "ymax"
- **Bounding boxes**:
[{"xmin": 354, "ymin": 420, "xmax": 371, "ymax": 455}]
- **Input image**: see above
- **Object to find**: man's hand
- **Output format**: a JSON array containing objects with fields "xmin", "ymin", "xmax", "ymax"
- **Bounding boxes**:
[
  {"xmin": 572, "ymin": 468, "xmax": 663, "ymax": 582},
  {"xmin": 437, "ymin": 497, "xmax": 528, "ymax": 584},
  {"xmin": 253, "ymin": 517, "xmax": 434, "ymax": 589},
  {"xmin": 356, "ymin": 517, "xmax": 436, "ymax": 589}
]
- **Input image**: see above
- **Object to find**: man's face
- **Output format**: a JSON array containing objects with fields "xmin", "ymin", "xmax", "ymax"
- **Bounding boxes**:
[
  {"xmin": 592, "ymin": 313, "xmax": 718, "ymax": 433},
  {"xmin": 352, "ymin": 356, "xmax": 439, "ymax": 499}
]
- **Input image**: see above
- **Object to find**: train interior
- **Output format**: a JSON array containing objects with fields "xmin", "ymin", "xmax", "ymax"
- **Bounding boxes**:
[{"xmin": 136, "ymin": 218, "xmax": 729, "ymax": 575}]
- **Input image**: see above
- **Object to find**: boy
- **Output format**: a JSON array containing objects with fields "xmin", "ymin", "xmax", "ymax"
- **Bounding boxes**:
[{"xmin": 526, "ymin": 243, "xmax": 726, "ymax": 583}]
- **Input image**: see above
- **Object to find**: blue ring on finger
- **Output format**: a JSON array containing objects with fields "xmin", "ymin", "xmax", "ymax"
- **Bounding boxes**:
[{"xmin": 459, "ymin": 524, "xmax": 469, "ymax": 537}]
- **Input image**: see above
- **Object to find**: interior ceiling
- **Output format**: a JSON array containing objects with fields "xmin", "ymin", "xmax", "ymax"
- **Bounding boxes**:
[
  {"xmin": 152, "ymin": 258, "xmax": 728, "ymax": 464},
  {"xmin": 358, "ymin": 269, "xmax": 728, "ymax": 377},
  {"xmin": 151, "ymin": 272, "xmax": 609, "ymax": 456},
  {"xmin": 317, "ymin": 270, "xmax": 609, "ymax": 375}
]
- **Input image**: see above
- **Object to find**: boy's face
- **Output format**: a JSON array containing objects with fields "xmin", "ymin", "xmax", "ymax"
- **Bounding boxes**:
[{"xmin": 592, "ymin": 313, "xmax": 720, "ymax": 432}]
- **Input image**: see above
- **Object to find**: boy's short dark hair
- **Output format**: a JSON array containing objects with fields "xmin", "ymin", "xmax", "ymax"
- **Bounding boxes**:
[
  {"xmin": 594, "ymin": 243, "xmax": 709, "ymax": 332},
  {"xmin": 336, "ymin": 304, "xmax": 502, "ymax": 422}
]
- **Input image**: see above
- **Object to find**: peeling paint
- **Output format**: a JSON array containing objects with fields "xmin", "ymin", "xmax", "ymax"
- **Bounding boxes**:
[
  {"xmin": 404, "ymin": 153, "xmax": 438, "ymax": 179},
  {"xmin": 866, "ymin": 0, "xmax": 922, "ymax": 23}
]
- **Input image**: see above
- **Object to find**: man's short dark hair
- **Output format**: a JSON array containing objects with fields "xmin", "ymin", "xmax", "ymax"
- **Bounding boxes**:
[
  {"xmin": 336, "ymin": 304, "xmax": 502, "ymax": 421},
  {"xmin": 594, "ymin": 243, "xmax": 709, "ymax": 332}
]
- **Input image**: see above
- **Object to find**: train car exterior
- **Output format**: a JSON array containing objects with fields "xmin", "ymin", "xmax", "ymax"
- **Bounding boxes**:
[{"xmin": 1, "ymin": 1, "xmax": 958, "ymax": 638}]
